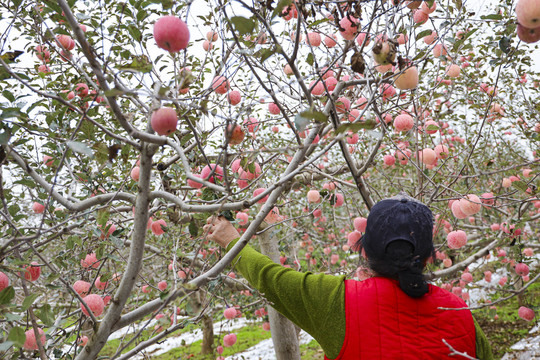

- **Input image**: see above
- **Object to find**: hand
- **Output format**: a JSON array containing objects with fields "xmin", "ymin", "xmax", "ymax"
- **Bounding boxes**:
[{"xmin": 203, "ymin": 216, "xmax": 240, "ymax": 248}]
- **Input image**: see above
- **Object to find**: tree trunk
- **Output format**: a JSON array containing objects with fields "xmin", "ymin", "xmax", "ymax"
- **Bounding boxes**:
[
  {"xmin": 201, "ymin": 313, "xmax": 214, "ymax": 355},
  {"xmin": 258, "ymin": 225, "xmax": 302, "ymax": 360}
]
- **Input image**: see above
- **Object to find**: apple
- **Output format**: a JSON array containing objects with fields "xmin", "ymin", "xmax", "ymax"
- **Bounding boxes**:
[
  {"xmin": 81, "ymin": 253, "xmax": 100, "ymax": 269},
  {"xmin": 151, "ymin": 107, "xmax": 178, "ymax": 136},
  {"xmin": 73, "ymin": 280, "xmax": 91, "ymax": 296},
  {"xmin": 227, "ymin": 90, "xmax": 241, "ymax": 105},
  {"xmin": 157, "ymin": 280, "xmax": 167, "ymax": 291},
  {"xmin": 223, "ymin": 333, "xmax": 237, "ymax": 347},
  {"xmin": 33, "ymin": 202, "xmax": 45, "ymax": 214},
  {"xmin": 338, "ymin": 16, "xmax": 359, "ymax": 40},
  {"xmin": 306, "ymin": 32, "xmax": 321, "ymax": 46},
  {"xmin": 226, "ymin": 123, "xmax": 244, "ymax": 145},
  {"xmin": 517, "ymin": 23, "xmax": 540, "ymax": 43},
  {"xmin": 447, "ymin": 230, "xmax": 467, "ymax": 249},
  {"xmin": 516, "ymin": 0, "xmax": 540, "ymax": 29},
  {"xmin": 393, "ymin": 114, "xmax": 414, "ymax": 132},
  {"xmin": 24, "ymin": 262, "xmax": 41, "ymax": 281},
  {"xmin": 0, "ymin": 271, "xmax": 9, "ymax": 291},
  {"xmin": 394, "ymin": 65, "xmax": 419, "ymax": 90},
  {"xmin": 24, "ymin": 328, "xmax": 46, "ymax": 350},
  {"xmin": 211, "ymin": 76, "xmax": 230, "ymax": 94},
  {"xmin": 518, "ymin": 306, "xmax": 535, "ymax": 321},
  {"xmin": 80, "ymin": 294, "xmax": 105, "ymax": 316},
  {"xmin": 56, "ymin": 35, "xmax": 75, "ymax": 50},
  {"xmin": 151, "ymin": 219, "xmax": 167, "ymax": 235},
  {"xmin": 153, "ymin": 16, "xmax": 190, "ymax": 52}
]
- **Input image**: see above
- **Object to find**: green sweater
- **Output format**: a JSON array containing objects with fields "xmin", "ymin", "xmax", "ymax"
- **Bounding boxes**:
[{"xmin": 226, "ymin": 240, "xmax": 494, "ymax": 360}]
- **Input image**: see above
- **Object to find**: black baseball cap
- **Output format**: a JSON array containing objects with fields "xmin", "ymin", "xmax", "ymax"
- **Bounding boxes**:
[{"xmin": 361, "ymin": 193, "xmax": 434, "ymax": 261}]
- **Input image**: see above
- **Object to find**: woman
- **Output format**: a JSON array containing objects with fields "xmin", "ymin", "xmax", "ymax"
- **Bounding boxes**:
[{"xmin": 203, "ymin": 194, "xmax": 493, "ymax": 359}]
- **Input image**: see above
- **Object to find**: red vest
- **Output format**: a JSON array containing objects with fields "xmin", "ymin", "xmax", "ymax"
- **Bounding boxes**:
[{"xmin": 326, "ymin": 277, "xmax": 476, "ymax": 360}]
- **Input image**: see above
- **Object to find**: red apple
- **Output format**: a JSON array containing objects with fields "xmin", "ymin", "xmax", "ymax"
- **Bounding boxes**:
[
  {"xmin": 226, "ymin": 124, "xmax": 244, "ymax": 145},
  {"xmin": 153, "ymin": 16, "xmax": 190, "ymax": 52},
  {"xmin": 517, "ymin": 23, "xmax": 540, "ymax": 43},
  {"xmin": 151, "ymin": 107, "xmax": 178, "ymax": 136}
]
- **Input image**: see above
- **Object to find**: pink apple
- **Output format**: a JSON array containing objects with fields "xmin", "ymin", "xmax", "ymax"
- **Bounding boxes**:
[
  {"xmin": 32, "ymin": 202, "xmax": 45, "ymax": 214},
  {"xmin": 0, "ymin": 271, "xmax": 9, "ymax": 291},
  {"xmin": 157, "ymin": 280, "xmax": 167, "ymax": 291},
  {"xmin": 151, "ymin": 107, "xmax": 178, "ymax": 136},
  {"xmin": 518, "ymin": 306, "xmax": 535, "ymax": 321},
  {"xmin": 23, "ymin": 261, "xmax": 41, "ymax": 281},
  {"xmin": 73, "ymin": 280, "xmax": 91, "ymax": 296},
  {"xmin": 153, "ymin": 16, "xmax": 190, "ymax": 52},
  {"xmin": 23, "ymin": 328, "xmax": 46, "ymax": 350},
  {"xmin": 151, "ymin": 219, "xmax": 167, "ymax": 235},
  {"xmin": 81, "ymin": 294, "xmax": 105, "ymax": 316},
  {"xmin": 81, "ymin": 253, "xmax": 100, "ymax": 269},
  {"xmin": 211, "ymin": 76, "xmax": 230, "ymax": 94}
]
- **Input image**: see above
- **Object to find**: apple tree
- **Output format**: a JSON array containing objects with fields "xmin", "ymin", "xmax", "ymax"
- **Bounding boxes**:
[{"xmin": 0, "ymin": 0, "xmax": 538, "ymax": 359}]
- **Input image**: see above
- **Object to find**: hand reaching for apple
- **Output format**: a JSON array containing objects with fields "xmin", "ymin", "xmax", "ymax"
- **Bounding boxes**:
[{"xmin": 203, "ymin": 216, "xmax": 240, "ymax": 248}]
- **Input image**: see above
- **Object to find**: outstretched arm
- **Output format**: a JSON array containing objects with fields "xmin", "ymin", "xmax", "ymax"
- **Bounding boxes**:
[{"xmin": 203, "ymin": 216, "xmax": 347, "ymax": 359}]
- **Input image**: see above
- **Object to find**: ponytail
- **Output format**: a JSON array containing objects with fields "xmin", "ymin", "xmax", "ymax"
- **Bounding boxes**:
[{"xmin": 366, "ymin": 240, "xmax": 429, "ymax": 298}]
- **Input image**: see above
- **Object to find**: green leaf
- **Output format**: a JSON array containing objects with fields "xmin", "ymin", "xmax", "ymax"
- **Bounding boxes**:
[
  {"xmin": 294, "ymin": 112, "xmax": 310, "ymax": 132},
  {"xmin": 480, "ymin": 14, "xmax": 503, "ymax": 20},
  {"xmin": 499, "ymin": 36, "xmax": 511, "ymax": 54},
  {"xmin": 117, "ymin": 55, "xmax": 152, "ymax": 73},
  {"xmin": 255, "ymin": 48, "xmax": 276, "ymax": 63},
  {"xmin": 36, "ymin": 304, "xmax": 55, "ymax": 326},
  {"xmin": 97, "ymin": 208, "xmax": 111, "ymax": 227},
  {"xmin": 0, "ymin": 286, "xmax": 15, "ymax": 305},
  {"xmin": 4, "ymin": 313, "xmax": 23, "ymax": 322},
  {"xmin": 0, "ymin": 128, "xmax": 11, "ymax": 145},
  {"xmin": 416, "ymin": 30, "xmax": 432, "ymax": 41},
  {"xmin": 21, "ymin": 293, "xmax": 39, "ymax": 311},
  {"xmin": 512, "ymin": 180, "xmax": 529, "ymax": 193},
  {"xmin": 66, "ymin": 140, "xmax": 94, "ymax": 158},
  {"xmin": 189, "ymin": 221, "xmax": 198, "ymax": 237},
  {"xmin": 306, "ymin": 53, "xmax": 314, "ymax": 66},
  {"xmin": 298, "ymin": 109, "xmax": 327, "ymax": 123},
  {"xmin": 426, "ymin": 124, "xmax": 439, "ymax": 131},
  {"xmin": 335, "ymin": 121, "xmax": 377, "ymax": 134},
  {"xmin": 230, "ymin": 16, "xmax": 255, "ymax": 35},
  {"xmin": 7, "ymin": 327, "xmax": 25, "ymax": 347}
]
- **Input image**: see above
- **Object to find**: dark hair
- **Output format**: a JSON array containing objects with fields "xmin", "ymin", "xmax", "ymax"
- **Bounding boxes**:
[{"xmin": 365, "ymin": 240, "xmax": 429, "ymax": 298}]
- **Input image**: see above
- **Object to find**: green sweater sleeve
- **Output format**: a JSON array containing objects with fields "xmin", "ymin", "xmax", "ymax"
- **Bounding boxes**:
[
  {"xmin": 226, "ymin": 240, "xmax": 493, "ymax": 360},
  {"xmin": 474, "ymin": 317, "xmax": 494, "ymax": 360},
  {"xmin": 226, "ymin": 239, "xmax": 346, "ymax": 359}
]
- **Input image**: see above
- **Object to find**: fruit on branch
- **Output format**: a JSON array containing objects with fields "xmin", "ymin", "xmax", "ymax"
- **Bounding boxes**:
[
  {"xmin": 306, "ymin": 32, "xmax": 321, "ymax": 46},
  {"xmin": 307, "ymin": 190, "xmax": 321, "ymax": 203},
  {"xmin": 451, "ymin": 200, "xmax": 467, "ymax": 219},
  {"xmin": 419, "ymin": 148, "xmax": 437, "ymax": 165},
  {"xmin": 23, "ymin": 328, "xmax": 45, "ymax": 350},
  {"xmin": 518, "ymin": 306, "xmax": 535, "ymax": 321},
  {"xmin": 226, "ymin": 123, "xmax": 245, "ymax": 145},
  {"xmin": 157, "ymin": 280, "xmax": 168, "ymax": 291},
  {"xmin": 339, "ymin": 16, "xmax": 359, "ymax": 40},
  {"xmin": 23, "ymin": 262, "xmax": 41, "ymax": 281},
  {"xmin": 227, "ymin": 90, "xmax": 241, "ymax": 105},
  {"xmin": 151, "ymin": 107, "xmax": 178, "ymax": 136},
  {"xmin": 424, "ymin": 30, "xmax": 437, "ymax": 44},
  {"xmin": 458, "ymin": 194, "xmax": 482, "ymax": 215},
  {"xmin": 56, "ymin": 35, "xmax": 75, "ymax": 51},
  {"xmin": 80, "ymin": 294, "xmax": 105, "ymax": 316},
  {"xmin": 413, "ymin": 9, "xmax": 429, "ymax": 24},
  {"xmin": 153, "ymin": 16, "xmax": 190, "ymax": 52},
  {"xmin": 421, "ymin": 1, "xmax": 437, "ymax": 14},
  {"xmin": 324, "ymin": 34, "xmax": 337, "ymax": 47},
  {"xmin": 268, "ymin": 102, "xmax": 281, "ymax": 115},
  {"xmin": 206, "ymin": 30, "xmax": 218, "ymax": 42},
  {"xmin": 372, "ymin": 36, "xmax": 397, "ymax": 65},
  {"xmin": 517, "ymin": 23, "xmax": 540, "ymax": 43},
  {"xmin": 224, "ymin": 307, "xmax": 237, "ymax": 319},
  {"xmin": 356, "ymin": 32, "xmax": 370, "ymax": 47},
  {"xmin": 223, "ymin": 333, "xmax": 237, "ymax": 347},
  {"xmin": 151, "ymin": 219, "xmax": 167, "ymax": 235},
  {"xmin": 34, "ymin": 45, "xmax": 50, "ymax": 62},
  {"xmin": 211, "ymin": 76, "xmax": 230, "ymax": 94},
  {"xmin": 32, "ymin": 202, "xmax": 45, "ymax": 214},
  {"xmin": 515, "ymin": 263, "xmax": 530, "ymax": 276},
  {"xmin": 447, "ymin": 230, "xmax": 467, "ymax": 249},
  {"xmin": 73, "ymin": 280, "xmax": 91, "ymax": 296},
  {"xmin": 43, "ymin": 155, "xmax": 53, "ymax": 166},
  {"xmin": 446, "ymin": 64, "xmax": 461, "ymax": 78},
  {"xmin": 81, "ymin": 253, "xmax": 100, "ymax": 269},
  {"xmin": 393, "ymin": 113, "xmax": 414, "ymax": 132},
  {"xmin": 0, "ymin": 271, "xmax": 9, "ymax": 291},
  {"xmin": 201, "ymin": 164, "xmax": 224, "ymax": 183},
  {"xmin": 516, "ymin": 0, "xmax": 540, "ymax": 29},
  {"xmin": 394, "ymin": 64, "xmax": 418, "ymax": 90},
  {"xmin": 130, "ymin": 166, "xmax": 140, "ymax": 181},
  {"xmin": 480, "ymin": 192, "xmax": 495, "ymax": 206}
]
